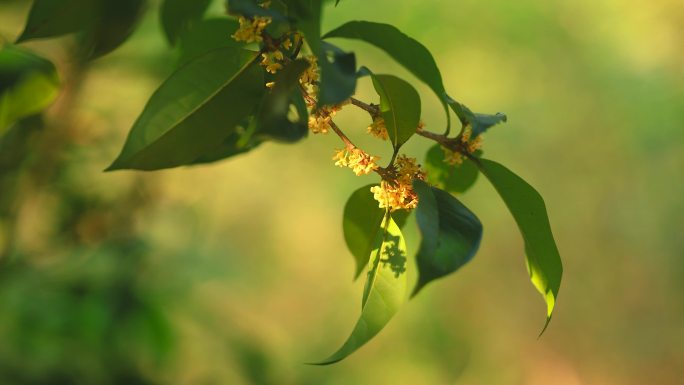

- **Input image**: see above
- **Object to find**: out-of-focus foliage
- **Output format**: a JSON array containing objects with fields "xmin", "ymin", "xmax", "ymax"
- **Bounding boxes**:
[{"xmin": 0, "ymin": 0, "xmax": 682, "ymax": 383}]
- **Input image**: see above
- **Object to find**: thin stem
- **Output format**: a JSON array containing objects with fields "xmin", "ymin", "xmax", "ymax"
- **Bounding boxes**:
[
  {"xmin": 329, "ymin": 120, "xmax": 356, "ymax": 149},
  {"xmin": 350, "ymin": 97, "xmax": 378, "ymax": 116}
]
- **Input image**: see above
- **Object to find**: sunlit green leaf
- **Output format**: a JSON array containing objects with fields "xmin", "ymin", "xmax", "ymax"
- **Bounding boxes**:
[
  {"xmin": 323, "ymin": 20, "xmax": 448, "ymax": 128},
  {"xmin": 0, "ymin": 45, "xmax": 59, "ymax": 135},
  {"xmin": 177, "ymin": 18, "xmax": 242, "ymax": 67},
  {"xmin": 343, "ymin": 185, "xmax": 408, "ymax": 279},
  {"xmin": 370, "ymin": 73, "xmax": 420, "ymax": 149},
  {"xmin": 424, "ymin": 144, "xmax": 479, "ymax": 194},
  {"xmin": 412, "ymin": 180, "xmax": 482, "ymax": 296},
  {"xmin": 160, "ymin": 0, "xmax": 212, "ymax": 45},
  {"xmin": 475, "ymin": 158, "xmax": 562, "ymax": 332},
  {"xmin": 107, "ymin": 47, "xmax": 264, "ymax": 171},
  {"xmin": 315, "ymin": 215, "xmax": 407, "ymax": 365},
  {"xmin": 190, "ymin": 120, "xmax": 263, "ymax": 165},
  {"xmin": 447, "ymin": 96, "xmax": 507, "ymax": 137},
  {"xmin": 16, "ymin": 0, "xmax": 95, "ymax": 43},
  {"xmin": 255, "ymin": 59, "xmax": 309, "ymax": 142}
]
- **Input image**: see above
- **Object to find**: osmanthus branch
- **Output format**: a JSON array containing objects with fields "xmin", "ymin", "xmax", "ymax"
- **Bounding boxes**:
[{"xmin": 329, "ymin": 119, "xmax": 356, "ymax": 149}]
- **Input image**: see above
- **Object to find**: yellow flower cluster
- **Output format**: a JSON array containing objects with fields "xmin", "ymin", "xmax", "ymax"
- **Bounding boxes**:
[
  {"xmin": 371, "ymin": 155, "xmax": 426, "ymax": 211},
  {"xmin": 261, "ymin": 50, "xmax": 284, "ymax": 74},
  {"xmin": 367, "ymin": 116, "xmax": 388, "ymax": 140},
  {"xmin": 232, "ymin": 16, "xmax": 271, "ymax": 43},
  {"xmin": 333, "ymin": 148, "xmax": 380, "ymax": 176},
  {"xmin": 443, "ymin": 126, "xmax": 483, "ymax": 165},
  {"xmin": 300, "ymin": 55, "xmax": 319, "ymax": 88},
  {"xmin": 308, "ymin": 106, "xmax": 339, "ymax": 134}
]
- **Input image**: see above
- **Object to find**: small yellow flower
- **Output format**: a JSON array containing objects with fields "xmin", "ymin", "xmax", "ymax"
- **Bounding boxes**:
[
  {"xmin": 307, "ymin": 105, "xmax": 341, "ymax": 134},
  {"xmin": 443, "ymin": 147, "xmax": 464, "ymax": 165},
  {"xmin": 265, "ymin": 81, "xmax": 275, "ymax": 88},
  {"xmin": 371, "ymin": 155, "xmax": 426, "ymax": 211},
  {"xmin": 232, "ymin": 16, "xmax": 271, "ymax": 43},
  {"xmin": 300, "ymin": 55, "xmax": 320, "ymax": 93},
  {"xmin": 367, "ymin": 116, "xmax": 388, "ymax": 140},
  {"xmin": 282, "ymin": 38, "xmax": 293, "ymax": 50},
  {"xmin": 332, "ymin": 148, "xmax": 379, "ymax": 176},
  {"xmin": 261, "ymin": 50, "xmax": 284, "ymax": 74}
]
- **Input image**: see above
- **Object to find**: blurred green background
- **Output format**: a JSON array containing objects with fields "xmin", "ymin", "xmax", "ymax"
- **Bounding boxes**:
[{"xmin": 1, "ymin": 0, "xmax": 683, "ymax": 384}]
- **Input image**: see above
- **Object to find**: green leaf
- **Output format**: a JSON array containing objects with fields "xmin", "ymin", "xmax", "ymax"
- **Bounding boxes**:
[
  {"xmin": 475, "ymin": 158, "xmax": 563, "ymax": 332},
  {"xmin": 0, "ymin": 45, "xmax": 59, "ymax": 135},
  {"xmin": 255, "ymin": 59, "xmax": 310, "ymax": 142},
  {"xmin": 226, "ymin": 0, "xmax": 288, "ymax": 20},
  {"xmin": 177, "ymin": 18, "xmax": 242, "ymax": 67},
  {"xmin": 343, "ymin": 184, "xmax": 408, "ymax": 279},
  {"xmin": 76, "ymin": 0, "xmax": 147, "ymax": 60},
  {"xmin": 412, "ymin": 180, "xmax": 482, "ymax": 296},
  {"xmin": 424, "ymin": 144, "xmax": 479, "ymax": 194},
  {"xmin": 160, "ymin": 0, "xmax": 212, "ymax": 45},
  {"xmin": 16, "ymin": 0, "xmax": 95, "ymax": 43},
  {"xmin": 447, "ymin": 96, "xmax": 507, "ymax": 137},
  {"xmin": 323, "ymin": 21, "xmax": 448, "ymax": 128},
  {"xmin": 315, "ymin": 215, "xmax": 407, "ymax": 365},
  {"xmin": 107, "ymin": 47, "xmax": 264, "ymax": 171},
  {"xmin": 190, "ymin": 119, "xmax": 263, "ymax": 165},
  {"xmin": 370, "ymin": 73, "xmax": 420, "ymax": 149}
]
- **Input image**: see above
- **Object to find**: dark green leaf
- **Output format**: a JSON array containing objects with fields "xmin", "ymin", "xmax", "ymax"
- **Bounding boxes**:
[
  {"xmin": 412, "ymin": 180, "xmax": 482, "ymax": 296},
  {"xmin": 447, "ymin": 96, "xmax": 507, "ymax": 137},
  {"xmin": 177, "ymin": 18, "xmax": 242, "ymax": 67},
  {"xmin": 424, "ymin": 144, "xmax": 479, "ymax": 194},
  {"xmin": 107, "ymin": 47, "xmax": 264, "ymax": 171},
  {"xmin": 191, "ymin": 119, "xmax": 263, "ymax": 164},
  {"xmin": 16, "ymin": 0, "xmax": 95, "ymax": 43},
  {"xmin": 226, "ymin": 0, "xmax": 288, "ymax": 20},
  {"xmin": 370, "ymin": 73, "xmax": 420, "ymax": 149},
  {"xmin": 0, "ymin": 45, "xmax": 59, "ymax": 134},
  {"xmin": 255, "ymin": 59, "xmax": 309, "ymax": 142},
  {"xmin": 315, "ymin": 215, "xmax": 407, "ymax": 365},
  {"xmin": 323, "ymin": 21, "xmax": 448, "ymax": 128},
  {"xmin": 475, "ymin": 158, "xmax": 562, "ymax": 332},
  {"xmin": 76, "ymin": 0, "xmax": 147, "ymax": 60},
  {"xmin": 343, "ymin": 184, "xmax": 408, "ymax": 279},
  {"xmin": 160, "ymin": 0, "xmax": 212, "ymax": 45}
]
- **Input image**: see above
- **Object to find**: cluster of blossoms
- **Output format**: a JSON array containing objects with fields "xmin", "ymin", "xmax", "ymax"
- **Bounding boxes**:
[
  {"xmin": 333, "ymin": 148, "xmax": 379, "ymax": 176},
  {"xmin": 443, "ymin": 126, "xmax": 483, "ymax": 165},
  {"xmin": 231, "ymin": 15, "xmax": 271, "ymax": 43},
  {"xmin": 371, "ymin": 155, "xmax": 426, "ymax": 211},
  {"xmin": 308, "ymin": 105, "xmax": 340, "ymax": 134},
  {"xmin": 367, "ymin": 116, "xmax": 388, "ymax": 140}
]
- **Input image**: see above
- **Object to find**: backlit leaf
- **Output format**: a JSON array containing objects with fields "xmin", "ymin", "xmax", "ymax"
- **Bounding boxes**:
[
  {"xmin": 315, "ymin": 215, "xmax": 407, "ymax": 365},
  {"xmin": 0, "ymin": 45, "xmax": 59, "ymax": 135},
  {"xmin": 475, "ymin": 158, "xmax": 563, "ymax": 332},
  {"xmin": 424, "ymin": 144, "xmax": 479, "ymax": 194},
  {"xmin": 343, "ymin": 184, "xmax": 408, "ymax": 279}
]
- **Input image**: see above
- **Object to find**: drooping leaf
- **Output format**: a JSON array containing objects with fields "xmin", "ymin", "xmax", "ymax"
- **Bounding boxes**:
[
  {"xmin": 107, "ymin": 47, "xmax": 264, "ymax": 171},
  {"xmin": 315, "ymin": 215, "xmax": 407, "ymax": 365},
  {"xmin": 343, "ymin": 184, "xmax": 409, "ymax": 279},
  {"xmin": 323, "ymin": 21, "xmax": 448, "ymax": 127},
  {"xmin": 370, "ymin": 73, "xmax": 420, "ymax": 149},
  {"xmin": 424, "ymin": 144, "xmax": 479, "ymax": 194},
  {"xmin": 160, "ymin": 0, "xmax": 212, "ymax": 45},
  {"xmin": 177, "ymin": 18, "xmax": 242, "ymax": 67},
  {"xmin": 254, "ymin": 59, "xmax": 309, "ymax": 142},
  {"xmin": 16, "ymin": 0, "xmax": 95, "ymax": 43},
  {"xmin": 447, "ymin": 96, "xmax": 507, "ymax": 137},
  {"xmin": 412, "ymin": 180, "xmax": 482, "ymax": 296},
  {"xmin": 475, "ymin": 158, "xmax": 562, "ymax": 332},
  {"xmin": 0, "ymin": 45, "xmax": 59, "ymax": 135},
  {"xmin": 76, "ymin": 0, "xmax": 147, "ymax": 60}
]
